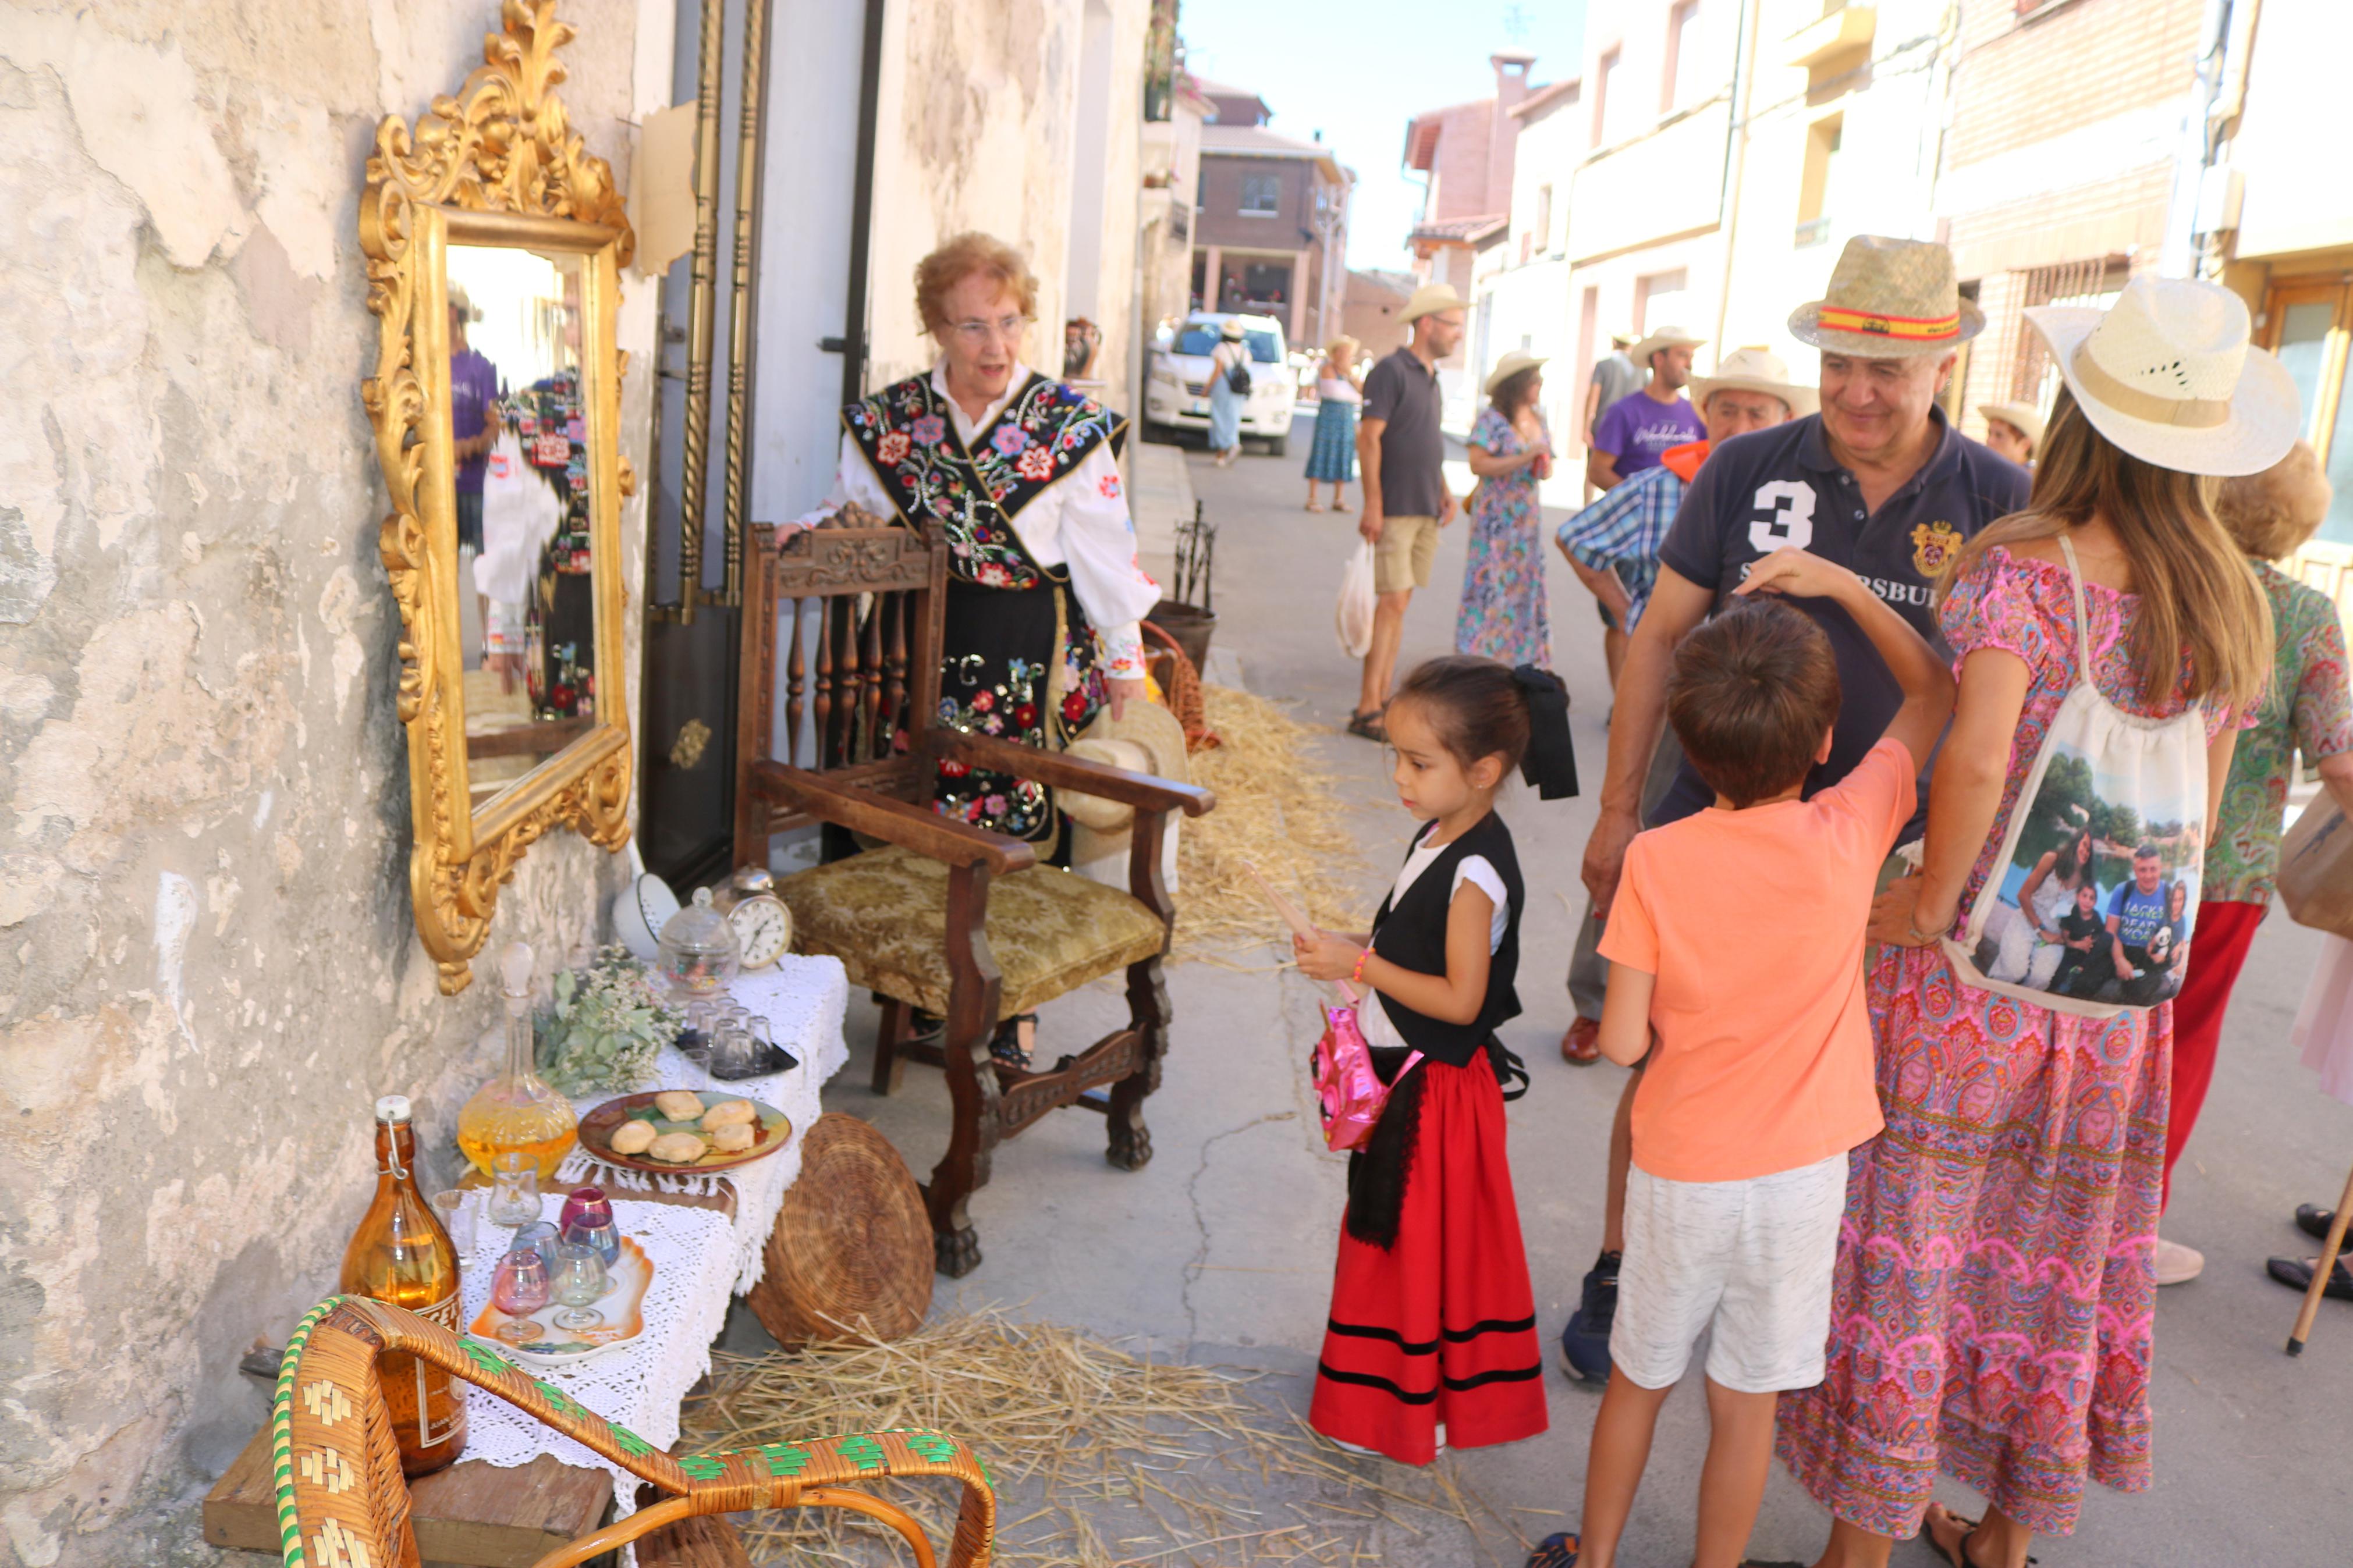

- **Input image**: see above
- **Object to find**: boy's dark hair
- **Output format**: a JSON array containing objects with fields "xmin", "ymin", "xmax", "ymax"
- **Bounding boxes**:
[
  {"xmin": 1666, "ymin": 599, "xmax": 1840, "ymax": 808},
  {"xmin": 1392, "ymin": 655, "xmax": 1531, "ymax": 774}
]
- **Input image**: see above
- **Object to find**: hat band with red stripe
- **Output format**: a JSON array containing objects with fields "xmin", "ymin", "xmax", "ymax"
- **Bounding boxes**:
[{"xmin": 1815, "ymin": 305, "xmax": 1960, "ymax": 342}]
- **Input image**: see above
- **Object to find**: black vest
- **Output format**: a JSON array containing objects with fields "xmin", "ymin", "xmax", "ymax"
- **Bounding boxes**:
[{"xmin": 1368, "ymin": 812, "xmax": 1524, "ymax": 1068}]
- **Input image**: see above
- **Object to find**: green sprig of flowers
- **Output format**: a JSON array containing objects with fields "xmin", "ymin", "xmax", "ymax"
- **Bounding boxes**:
[{"xmin": 534, "ymin": 945, "xmax": 686, "ymax": 1095}]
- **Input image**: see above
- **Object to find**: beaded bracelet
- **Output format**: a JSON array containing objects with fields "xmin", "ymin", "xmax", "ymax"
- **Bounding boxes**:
[{"xmin": 1351, "ymin": 947, "xmax": 1371, "ymax": 986}]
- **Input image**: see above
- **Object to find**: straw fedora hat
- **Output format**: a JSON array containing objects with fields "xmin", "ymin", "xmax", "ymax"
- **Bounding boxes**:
[
  {"xmin": 1789, "ymin": 235, "xmax": 1984, "ymax": 358},
  {"xmin": 1219, "ymin": 318, "xmax": 1246, "ymax": 340},
  {"xmin": 1398, "ymin": 283, "xmax": 1472, "ymax": 325},
  {"xmin": 1688, "ymin": 346, "xmax": 1818, "ymax": 418},
  {"xmin": 2027, "ymin": 276, "xmax": 2298, "ymax": 477},
  {"xmin": 1059, "ymin": 701, "xmax": 1190, "ymax": 832},
  {"xmin": 1978, "ymin": 400, "xmax": 2046, "ymax": 447},
  {"xmin": 1484, "ymin": 350, "xmax": 1549, "ymax": 395},
  {"xmin": 1628, "ymin": 325, "xmax": 1705, "ymax": 367}
]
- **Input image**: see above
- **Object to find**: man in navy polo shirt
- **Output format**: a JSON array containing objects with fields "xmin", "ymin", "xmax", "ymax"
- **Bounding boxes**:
[{"xmin": 1552, "ymin": 236, "xmax": 2032, "ymax": 1386}]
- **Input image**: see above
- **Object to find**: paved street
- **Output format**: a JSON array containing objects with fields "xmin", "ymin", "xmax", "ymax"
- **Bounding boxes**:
[{"xmin": 790, "ymin": 419, "xmax": 2353, "ymax": 1566}]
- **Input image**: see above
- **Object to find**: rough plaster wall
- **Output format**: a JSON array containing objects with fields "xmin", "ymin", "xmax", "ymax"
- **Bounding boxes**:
[
  {"xmin": 867, "ymin": 0, "xmax": 1080, "ymax": 389},
  {"xmin": 0, "ymin": 3, "xmax": 659, "ymax": 1564}
]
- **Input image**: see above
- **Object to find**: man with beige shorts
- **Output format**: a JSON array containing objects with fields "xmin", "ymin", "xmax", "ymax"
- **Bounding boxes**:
[{"xmin": 1347, "ymin": 285, "xmax": 1467, "ymax": 740}]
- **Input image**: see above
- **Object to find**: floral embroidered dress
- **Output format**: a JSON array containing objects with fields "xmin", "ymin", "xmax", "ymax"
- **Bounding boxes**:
[
  {"xmin": 1453, "ymin": 407, "xmax": 1552, "ymax": 667},
  {"xmin": 1776, "ymin": 546, "xmax": 2238, "ymax": 1540},
  {"xmin": 812, "ymin": 361, "xmax": 1163, "ymax": 844}
]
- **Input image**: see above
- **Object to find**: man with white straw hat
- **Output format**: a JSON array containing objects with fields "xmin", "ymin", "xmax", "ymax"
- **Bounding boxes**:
[
  {"xmin": 1587, "ymin": 325, "xmax": 1707, "ymax": 492},
  {"xmin": 1552, "ymin": 236, "xmax": 2031, "ymax": 1388},
  {"xmin": 1546, "ymin": 346, "xmax": 1814, "ymax": 1071},
  {"xmin": 1977, "ymin": 399, "xmax": 2045, "ymax": 468},
  {"xmin": 1348, "ymin": 283, "xmax": 1469, "ymax": 741}
]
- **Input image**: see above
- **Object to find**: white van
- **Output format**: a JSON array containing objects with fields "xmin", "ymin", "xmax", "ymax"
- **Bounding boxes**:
[{"xmin": 1144, "ymin": 312, "xmax": 1297, "ymax": 456}]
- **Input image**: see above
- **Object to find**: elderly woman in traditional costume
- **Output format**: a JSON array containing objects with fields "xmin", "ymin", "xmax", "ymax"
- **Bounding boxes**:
[{"xmin": 796, "ymin": 230, "xmax": 1159, "ymax": 840}]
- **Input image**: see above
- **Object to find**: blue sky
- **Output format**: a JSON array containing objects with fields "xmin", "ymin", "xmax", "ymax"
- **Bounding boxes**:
[{"xmin": 1177, "ymin": 0, "xmax": 1588, "ymax": 271}]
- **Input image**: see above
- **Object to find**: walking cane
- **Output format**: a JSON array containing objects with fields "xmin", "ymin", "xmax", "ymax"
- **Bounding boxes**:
[{"xmin": 2286, "ymin": 1157, "xmax": 2353, "ymax": 1354}]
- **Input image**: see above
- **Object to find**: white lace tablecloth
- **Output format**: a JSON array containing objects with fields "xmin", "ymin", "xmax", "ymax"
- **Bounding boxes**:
[
  {"xmin": 552, "ymin": 955, "xmax": 850, "ymax": 1293},
  {"xmin": 455, "ymin": 1193, "xmax": 736, "ymax": 1549},
  {"xmin": 462, "ymin": 955, "xmax": 850, "ymax": 1544}
]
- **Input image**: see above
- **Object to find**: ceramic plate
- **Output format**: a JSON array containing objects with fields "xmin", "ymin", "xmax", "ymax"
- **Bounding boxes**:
[
  {"xmin": 467, "ymin": 1232, "xmax": 652, "ymax": 1367},
  {"xmin": 576, "ymin": 1090, "xmax": 793, "ymax": 1175}
]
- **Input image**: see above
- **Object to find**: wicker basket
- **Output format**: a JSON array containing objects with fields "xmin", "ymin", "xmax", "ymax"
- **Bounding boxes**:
[{"xmin": 746, "ymin": 1114, "xmax": 934, "ymax": 1347}]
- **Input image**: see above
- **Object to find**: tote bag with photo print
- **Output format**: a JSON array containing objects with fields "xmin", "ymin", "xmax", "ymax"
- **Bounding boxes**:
[{"xmin": 1944, "ymin": 536, "xmax": 2211, "ymax": 1018}]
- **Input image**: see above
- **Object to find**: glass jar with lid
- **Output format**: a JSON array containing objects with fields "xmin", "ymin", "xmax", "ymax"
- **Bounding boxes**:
[{"xmin": 656, "ymin": 886, "xmax": 741, "ymax": 998}]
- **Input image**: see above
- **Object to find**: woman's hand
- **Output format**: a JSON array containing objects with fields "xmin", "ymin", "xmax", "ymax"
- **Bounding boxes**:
[
  {"xmin": 1292, "ymin": 929, "xmax": 1364, "ymax": 983},
  {"xmin": 1868, "ymin": 874, "xmax": 1951, "ymax": 948},
  {"xmin": 1733, "ymin": 546, "xmax": 1862, "ymax": 605},
  {"xmin": 1105, "ymin": 676, "xmax": 1147, "ymax": 721}
]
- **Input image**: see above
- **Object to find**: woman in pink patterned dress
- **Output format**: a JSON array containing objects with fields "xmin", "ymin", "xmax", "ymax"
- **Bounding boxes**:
[{"xmin": 1775, "ymin": 279, "xmax": 2291, "ymax": 1568}]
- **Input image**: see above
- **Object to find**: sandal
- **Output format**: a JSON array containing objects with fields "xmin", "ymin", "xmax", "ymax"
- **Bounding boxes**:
[
  {"xmin": 1305, "ymin": 500, "xmax": 1326, "ymax": 512},
  {"xmin": 1926, "ymin": 1510, "xmax": 2036, "ymax": 1567},
  {"xmin": 989, "ymin": 1014, "xmax": 1036, "ymax": 1072},
  {"xmin": 1345, "ymin": 709, "xmax": 1389, "ymax": 743},
  {"xmin": 1524, "ymin": 1533, "xmax": 1580, "ymax": 1568}
]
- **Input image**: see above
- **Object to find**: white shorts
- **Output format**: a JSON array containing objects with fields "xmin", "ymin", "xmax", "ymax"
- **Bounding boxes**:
[{"xmin": 1609, "ymin": 1151, "xmax": 1849, "ymax": 1394}]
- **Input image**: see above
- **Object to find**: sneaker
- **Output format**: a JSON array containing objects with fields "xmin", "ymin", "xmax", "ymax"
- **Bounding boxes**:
[
  {"xmin": 1525, "ymin": 1531, "xmax": 1581, "ymax": 1567},
  {"xmin": 2153, "ymin": 1236, "xmax": 2204, "ymax": 1286},
  {"xmin": 1559, "ymin": 1251, "xmax": 1619, "ymax": 1384}
]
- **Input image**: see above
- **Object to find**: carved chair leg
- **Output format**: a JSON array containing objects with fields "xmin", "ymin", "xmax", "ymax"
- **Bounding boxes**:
[
  {"xmin": 872, "ymin": 996, "xmax": 907, "ymax": 1096},
  {"xmin": 927, "ymin": 988, "xmax": 1001, "ymax": 1277},
  {"xmin": 1106, "ymin": 954, "xmax": 1169, "ymax": 1172}
]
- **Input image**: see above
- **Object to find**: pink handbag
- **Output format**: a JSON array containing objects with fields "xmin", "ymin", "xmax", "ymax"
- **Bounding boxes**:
[{"xmin": 1312, "ymin": 1001, "xmax": 1421, "ymax": 1154}]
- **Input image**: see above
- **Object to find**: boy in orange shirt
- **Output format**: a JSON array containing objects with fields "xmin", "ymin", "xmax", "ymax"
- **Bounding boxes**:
[{"xmin": 1526, "ymin": 547, "xmax": 1954, "ymax": 1568}]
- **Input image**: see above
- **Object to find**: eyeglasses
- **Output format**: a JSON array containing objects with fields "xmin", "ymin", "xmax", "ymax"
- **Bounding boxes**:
[{"xmin": 946, "ymin": 314, "xmax": 1031, "ymax": 345}]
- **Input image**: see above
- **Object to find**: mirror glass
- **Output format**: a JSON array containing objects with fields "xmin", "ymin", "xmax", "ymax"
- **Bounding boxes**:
[{"xmin": 446, "ymin": 244, "xmax": 599, "ymax": 799}]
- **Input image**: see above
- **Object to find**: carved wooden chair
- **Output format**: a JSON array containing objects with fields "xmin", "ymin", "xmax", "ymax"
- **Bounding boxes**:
[
  {"xmin": 271, "ymin": 1295, "xmax": 993, "ymax": 1568},
  {"xmin": 732, "ymin": 522, "xmax": 1215, "ymax": 1276}
]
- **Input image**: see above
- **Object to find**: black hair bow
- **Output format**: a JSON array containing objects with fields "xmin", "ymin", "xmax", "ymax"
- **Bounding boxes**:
[{"xmin": 1512, "ymin": 665, "xmax": 1580, "ymax": 801}]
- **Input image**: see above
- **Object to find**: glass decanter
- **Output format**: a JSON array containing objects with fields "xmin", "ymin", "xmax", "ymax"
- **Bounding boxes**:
[{"xmin": 456, "ymin": 941, "xmax": 578, "ymax": 1180}]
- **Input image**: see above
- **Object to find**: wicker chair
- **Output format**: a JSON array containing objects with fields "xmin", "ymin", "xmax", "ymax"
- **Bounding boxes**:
[
  {"xmin": 271, "ymin": 1295, "xmax": 993, "ymax": 1568},
  {"xmin": 733, "ymin": 522, "xmax": 1215, "ymax": 1277}
]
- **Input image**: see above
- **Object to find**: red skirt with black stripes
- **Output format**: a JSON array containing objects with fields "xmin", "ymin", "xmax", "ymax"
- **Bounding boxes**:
[{"xmin": 1309, "ymin": 1050, "xmax": 1548, "ymax": 1464}]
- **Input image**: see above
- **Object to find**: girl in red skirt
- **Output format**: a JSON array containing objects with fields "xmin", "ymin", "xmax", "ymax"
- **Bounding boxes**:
[{"xmin": 1293, "ymin": 656, "xmax": 1575, "ymax": 1464}]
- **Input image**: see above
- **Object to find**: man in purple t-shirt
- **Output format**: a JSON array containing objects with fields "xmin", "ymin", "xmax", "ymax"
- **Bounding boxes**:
[
  {"xmin": 1587, "ymin": 325, "xmax": 1706, "ymax": 490},
  {"xmin": 449, "ymin": 291, "xmax": 500, "ymax": 553}
]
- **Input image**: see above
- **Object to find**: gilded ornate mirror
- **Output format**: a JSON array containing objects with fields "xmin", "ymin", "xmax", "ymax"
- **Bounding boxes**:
[{"xmin": 362, "ymin": 1, "xmax": 633, "ymax": 993}]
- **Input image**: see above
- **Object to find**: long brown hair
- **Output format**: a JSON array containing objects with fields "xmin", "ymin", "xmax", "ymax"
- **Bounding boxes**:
[
  {"xmin": 1940, "ymin": 387, "xmax": 2272, "ymax": 709},
  {"xmin": 1489, "ymin": 367, "xmax": 1541, "ymax": 419}
]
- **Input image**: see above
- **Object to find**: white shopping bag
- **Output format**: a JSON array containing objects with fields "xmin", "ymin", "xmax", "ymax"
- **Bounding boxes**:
[{"xmin": 1335, "ymin": 540, "xmax": 1376, "ymax": 659}]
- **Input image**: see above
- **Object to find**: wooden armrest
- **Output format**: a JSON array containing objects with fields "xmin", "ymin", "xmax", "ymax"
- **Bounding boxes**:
[
  {"xmin": 928, "ymin": 730, "xmax": 1217, "ymax": 818},
  {"xmin": 746, "ymin": 760, "xmax": 1037, "ymax": 874}
]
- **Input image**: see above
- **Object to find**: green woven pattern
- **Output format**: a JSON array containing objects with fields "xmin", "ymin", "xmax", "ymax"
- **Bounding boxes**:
[
  {"xmin": 760, "ymin": 1442, "xmax": 813, "ymax": 1478},
  {"xmin": 609, "ymin": 1423, "xmax": 656, "ymax": 1459},
  {"xmin": 677, "ymin": 1452, "xmax": 728, "ymax": 1480},
  {"xmin": 898, "ymin": 1431, "xmax": 961, "ymax": 1465},
  {"xmin": 271, "ymin": 1295, "xmax": 345, "ymax": 1568},
  {"xmin": 457, "ymin": 1337, "xmax": 516, "ymax": 1379},
  {"xmin": 832, "ymin": 1434, "xmax": 888, "ymax": 1473}
]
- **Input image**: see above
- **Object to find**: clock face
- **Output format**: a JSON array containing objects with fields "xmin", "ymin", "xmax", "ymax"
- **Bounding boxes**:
[{"xmin": 726, "ymin": 895, "xmax": 792, "ymax": 968}]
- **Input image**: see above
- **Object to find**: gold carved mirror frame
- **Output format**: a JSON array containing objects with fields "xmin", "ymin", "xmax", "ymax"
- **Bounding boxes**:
[{"xmin": 361, "ymin": 1, "xmax": 634, "ymax": 994}]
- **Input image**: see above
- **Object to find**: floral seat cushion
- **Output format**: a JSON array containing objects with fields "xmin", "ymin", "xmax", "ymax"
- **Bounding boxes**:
[{"xmin": 778, "ymin": 845, "xmax": 1166, "ymax": 1020}]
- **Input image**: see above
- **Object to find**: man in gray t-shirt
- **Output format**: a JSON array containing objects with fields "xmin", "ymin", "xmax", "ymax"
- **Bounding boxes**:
[
  {"xmin": 1585, "ymin": 332, "xmax": 1644, "ymax": 456},
  {"xmin": 1351, "ymin": 285, "xmax": 1467, "ymax": 738}
]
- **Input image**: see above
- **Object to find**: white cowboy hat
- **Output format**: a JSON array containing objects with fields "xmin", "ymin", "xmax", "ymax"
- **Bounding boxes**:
[
  {"xmin": 1789, "ymin": 234, "xmax": 1985, "ymax": 358},
  {"xmin": 2027, "ymin": 276, "xmax": 2299, "ymax": 478},
  {"xmin": 1978, "ymin": 400, "xmax": 2046, "ymax": 447},
  {"xmin": 1218, "ymin": 318, "xmax": 1246, "ymax": 340},
  {"xmin": 1483, "ymin": 350, "xmax": 1549, "ymax": 395},
  {"xmin": 1688, "ymin": 346, "xmax": 1818, "ymax": 418},
  {"xmin": 1397, "ymin": 283, "xmax": 1472, "ymax": 325},
  {"xmin": 1059, "ymin": 701, "xmax": 1190, "ymax": 831},
  {"xmin": 1628, "ymin": 325, "xmax": 1705, "ymax": 367}
]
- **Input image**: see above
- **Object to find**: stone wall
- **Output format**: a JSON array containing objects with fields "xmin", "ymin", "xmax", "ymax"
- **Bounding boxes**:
[{"xmin": 0, "ymin": 3, "xmax": 668, "ymax": 1563}]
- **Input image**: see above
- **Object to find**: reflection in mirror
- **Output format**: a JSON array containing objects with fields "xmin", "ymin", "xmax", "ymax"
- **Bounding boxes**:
[{"xmin": 448, "ymin": 244, "xmax": 599, "ymax": 798}]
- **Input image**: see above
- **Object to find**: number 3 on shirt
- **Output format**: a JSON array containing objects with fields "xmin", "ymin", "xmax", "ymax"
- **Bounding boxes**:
[{"xmin": 1747, "ymin": 480, "xmax": 1816, "ymax": 554}]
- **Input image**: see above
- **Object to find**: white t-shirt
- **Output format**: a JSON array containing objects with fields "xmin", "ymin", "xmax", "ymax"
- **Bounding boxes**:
[{"xmin": 1357, "ymin": 831, "xmax": 1509, "ymax": 1052}]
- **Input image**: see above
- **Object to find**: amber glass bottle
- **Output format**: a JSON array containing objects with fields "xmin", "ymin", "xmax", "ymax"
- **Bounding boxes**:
[{"xmin": 338, "ymin": 1094, "xmax": 469, "ymax": 1474}]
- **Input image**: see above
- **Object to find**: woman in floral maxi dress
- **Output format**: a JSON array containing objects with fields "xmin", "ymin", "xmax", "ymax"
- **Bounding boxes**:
[
  {"xmin": 1454, "ymin": 354, "xmax": 1553, "ymax": 667},
  {"xmin": 1777, "ymin": 279, "xmax": 2287, "ymax": 1568}
]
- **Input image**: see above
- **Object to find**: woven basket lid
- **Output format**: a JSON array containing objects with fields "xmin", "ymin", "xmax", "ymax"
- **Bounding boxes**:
[{"xmin": 746, "ymin": 1113, "xmax": 932, "ymax": 1349}]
